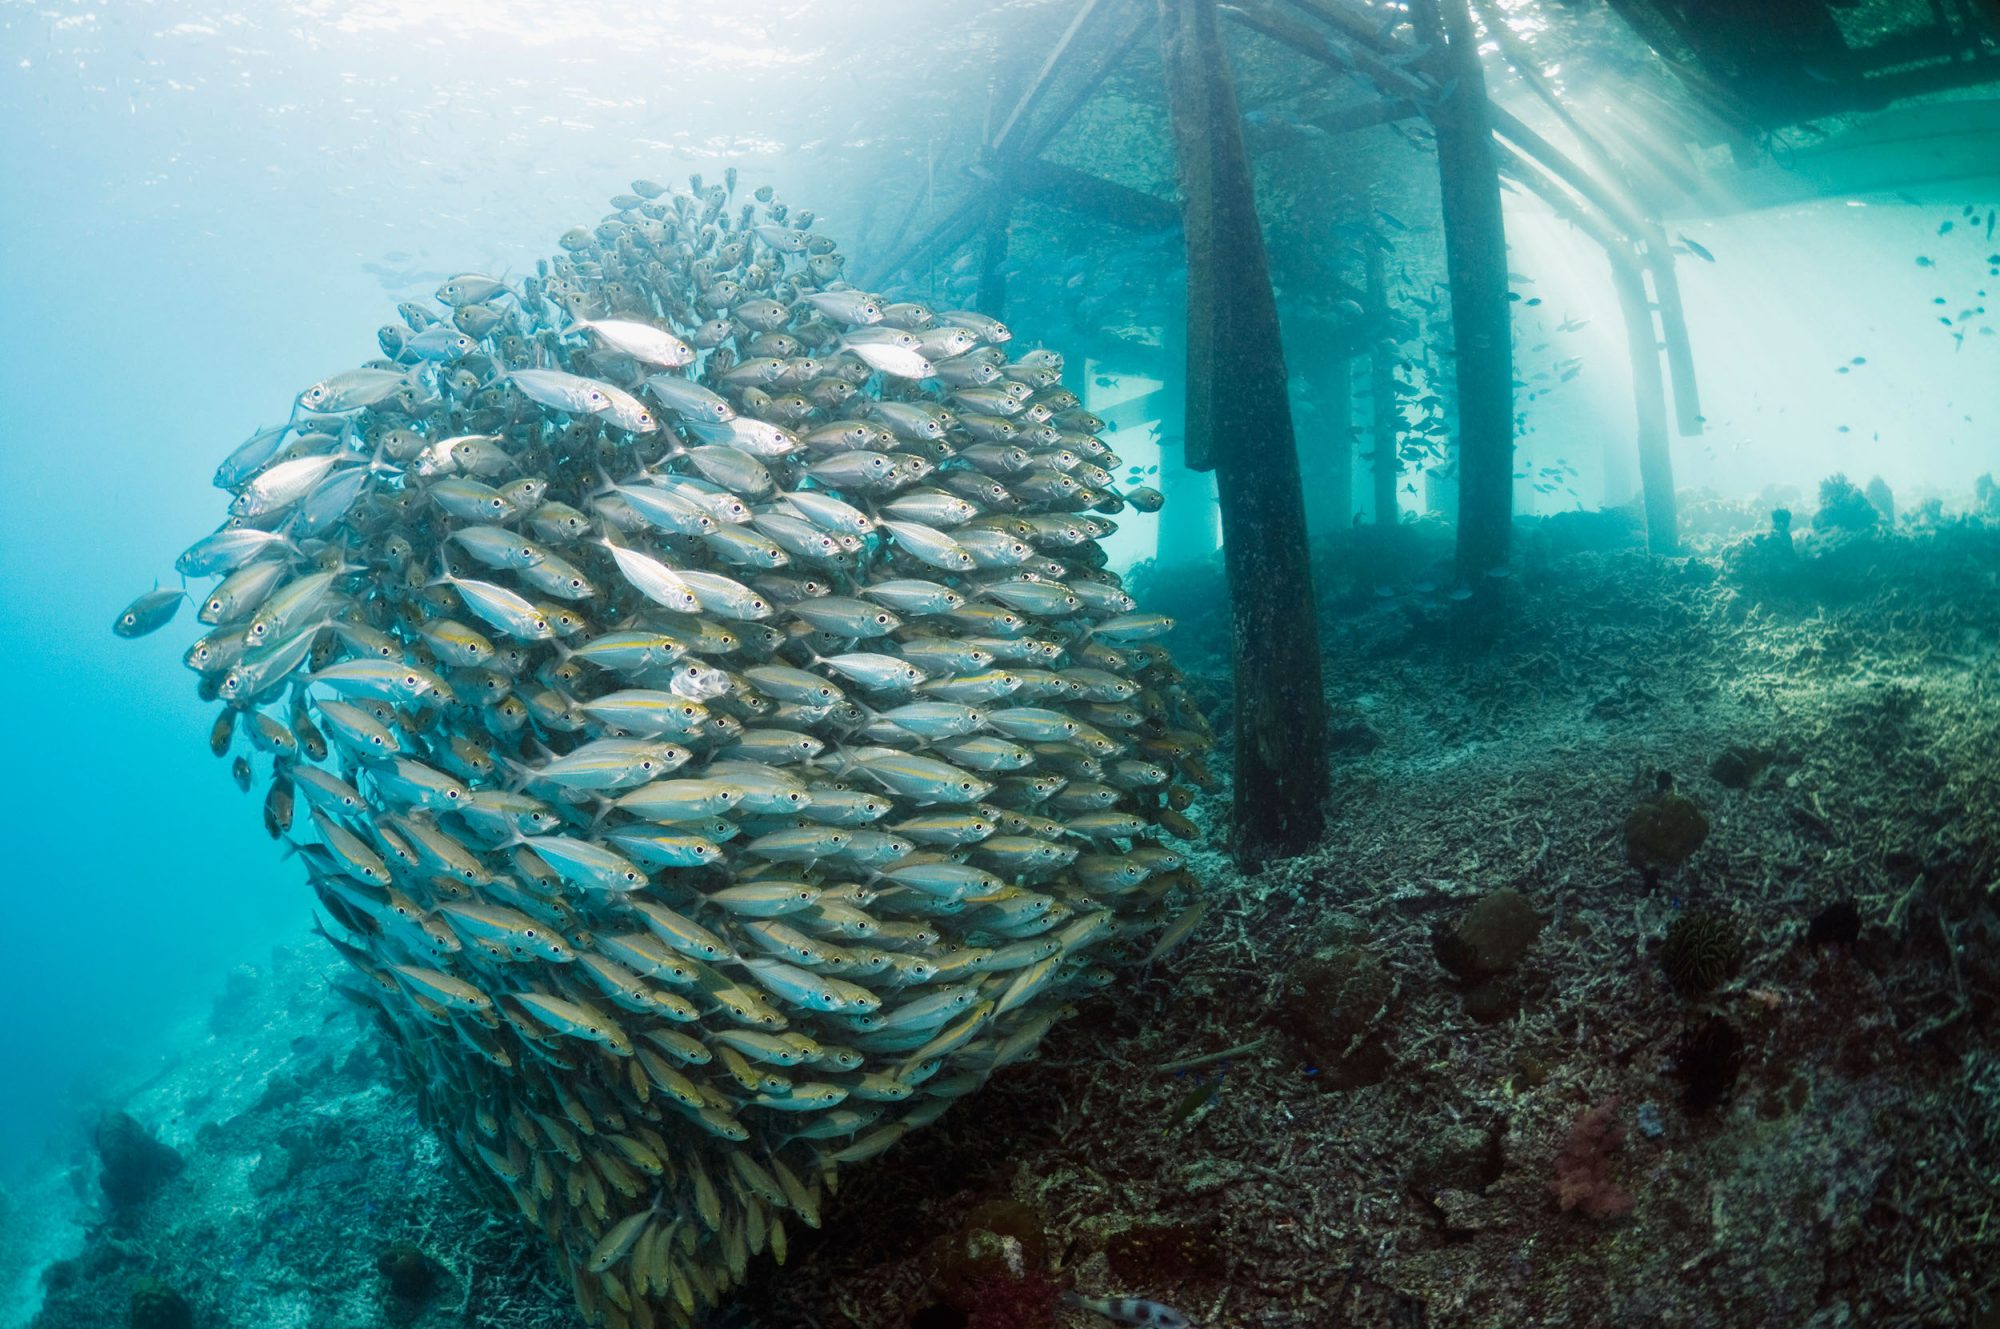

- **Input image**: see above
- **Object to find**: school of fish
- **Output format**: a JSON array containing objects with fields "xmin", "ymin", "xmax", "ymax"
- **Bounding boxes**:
[{"xmin": 120, "ymin": 173, "xmax": 1211, "ymax": 1329}]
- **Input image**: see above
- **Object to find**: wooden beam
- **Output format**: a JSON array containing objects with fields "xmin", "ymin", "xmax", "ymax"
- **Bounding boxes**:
[
  {"xmin": 1469, "ymin": 6, "xmax": 1706, "ymax": 439},
  {"xmin": 1305, "ymin": 97, "xmax": 1420, "ymax": 135},
  {"xmin": 996, "ymin": 157, "xmax": 1180, "ymax": 232},
  {"xmin": 861, "ymin": 191, "xmax": 990, "ymax": 291},
  {"xmin": 1161, "ymin": 0, "xmax": 1329, "ymax": 866},
  {"xmin": 1474, "ymin": 0, "xmax": 1699, "ymax": 206},
  {"xmin": 1236, "ymin": 0, "xmax": 1705, "ymax": 450},
  {"xmin": 1014, "ymin": 7, "xmax": 1157, "ymax": 162},
  {"xmin": 1282, "ymin": 0, "xmax": 1429, "ymax": 60},
  {"xmin": 868, "ymin": 3, "xmax": 1151, "ymax": 289},
  {"xmin": 1625, "ymin": 260, "xmax": 1680, "ymax": 553},
  {"xmin": 1225, "ymin": 0, "xmax": 1437, "ymax": 105},
  {"xmin": 990, "ymin": 0, "xmax": 1110, "ymax": 157}
]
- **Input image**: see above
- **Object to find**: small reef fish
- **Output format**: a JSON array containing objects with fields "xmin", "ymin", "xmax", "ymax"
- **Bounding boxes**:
[{"xmin": 1063, "ymin": 1292, "xmax": 1195, "ymax": 1328}]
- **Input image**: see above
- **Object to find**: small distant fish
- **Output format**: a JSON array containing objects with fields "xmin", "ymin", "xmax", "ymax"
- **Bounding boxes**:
[
  {"xmin": 1916, "ymin": 256, "xmax": 1935, "ymax": 267},
  {"xmin": 1063, "ymin": 1292, "xmax": 1192, "ymax": 1329},
  {"xmin": 1676, "ymin": 234, "xmax": 1715, "ymax": 262},
  {"xmin": 114, "ymin": 587, "xmax": 184, "ymax": 639},
  {"xmin": 1162, "ymin": 1076, "xmax": 1221, "ymax": 1134}
]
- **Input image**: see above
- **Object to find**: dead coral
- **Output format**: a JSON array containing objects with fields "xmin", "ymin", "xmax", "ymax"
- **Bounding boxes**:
[{"xmin": 34, "ymin": 522, "xmax": 2000, "ymax": 1329}]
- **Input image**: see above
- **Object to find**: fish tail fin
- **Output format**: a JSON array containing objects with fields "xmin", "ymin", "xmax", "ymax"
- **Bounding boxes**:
[
  {"xmin": 424, "ymin": 546, "xmax": 459, "ymax": 590},
  {"xmin": 498, "ymin": 753, "xmax": 542, "ymax": 795}
]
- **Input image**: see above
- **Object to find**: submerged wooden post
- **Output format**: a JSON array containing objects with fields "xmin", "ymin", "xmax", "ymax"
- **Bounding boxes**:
[
  {"xmin": 1153, "ymin": 314, "xmax": 1220, "ymax": 566},
  {"xmin": 1159, "ymin": 0, "xmax": 1328, "ymax": 866},
  {"xmin": 1617, "ymin": 259, "xmax": 1679, "ymax": 552},
  {"xmin": 975, "ymin": 195, "xmax": 1011, "ymax": 319},
  {"xmin": 1285, "ymin": 318, "xmax": 1353, "ymax": 539},
  {"xmin": 1414, "ymin": 0, "xmax": 1515, "ymax": 588},
  {"xmin": 1309, "ymin": 350, "xmax": 1354, "ymax": 538},
  {"xmin": 1365, "ymin": 242, "xmax": 1401, "ymax": 526}
]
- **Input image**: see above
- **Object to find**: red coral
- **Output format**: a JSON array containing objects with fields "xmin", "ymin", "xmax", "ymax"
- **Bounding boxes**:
[
  {"xmin": 1550, "ymin": 1096, "xmax": 1634, "ymax": 1219},
  {"xmin": 964, "ymin": 1269, "xmax": 1063, "ymax": 1329}
]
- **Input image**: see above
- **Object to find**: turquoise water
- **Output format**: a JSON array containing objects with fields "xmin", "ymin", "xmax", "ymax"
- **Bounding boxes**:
[{"xmin": 0, "ymin": 8, "xmax": 1996, "ymax": 1323}]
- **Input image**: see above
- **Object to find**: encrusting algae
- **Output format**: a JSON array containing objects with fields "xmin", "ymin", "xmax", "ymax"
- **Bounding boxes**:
[{"xmin": 119, "ymin": 175, "xmax": 1211, "ymax": 1329}]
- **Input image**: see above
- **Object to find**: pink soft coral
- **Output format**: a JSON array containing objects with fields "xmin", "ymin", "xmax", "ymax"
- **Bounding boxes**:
[{"xmin": 1550, "ymin": 1096, "xmax": 1634, "ymax": 1219}]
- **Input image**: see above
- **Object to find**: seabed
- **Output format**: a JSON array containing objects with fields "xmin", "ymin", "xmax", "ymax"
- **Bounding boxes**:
[{"xmin": 11, "ymin": 507, "xmax": 2000, "ymax": 1329}]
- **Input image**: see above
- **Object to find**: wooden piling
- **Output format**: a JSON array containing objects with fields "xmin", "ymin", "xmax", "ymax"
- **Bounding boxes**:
[
  {"xmin": 975, "ymin": 196, "xmax": 1011, "ymax": 320},
  {"xmin": 1415, "ymin": 0, "xmax": 1516, "ymax": 588},
  {"xmin": 1159, "ymin": 0, "xmax": 1328, "ymax": 866}
]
